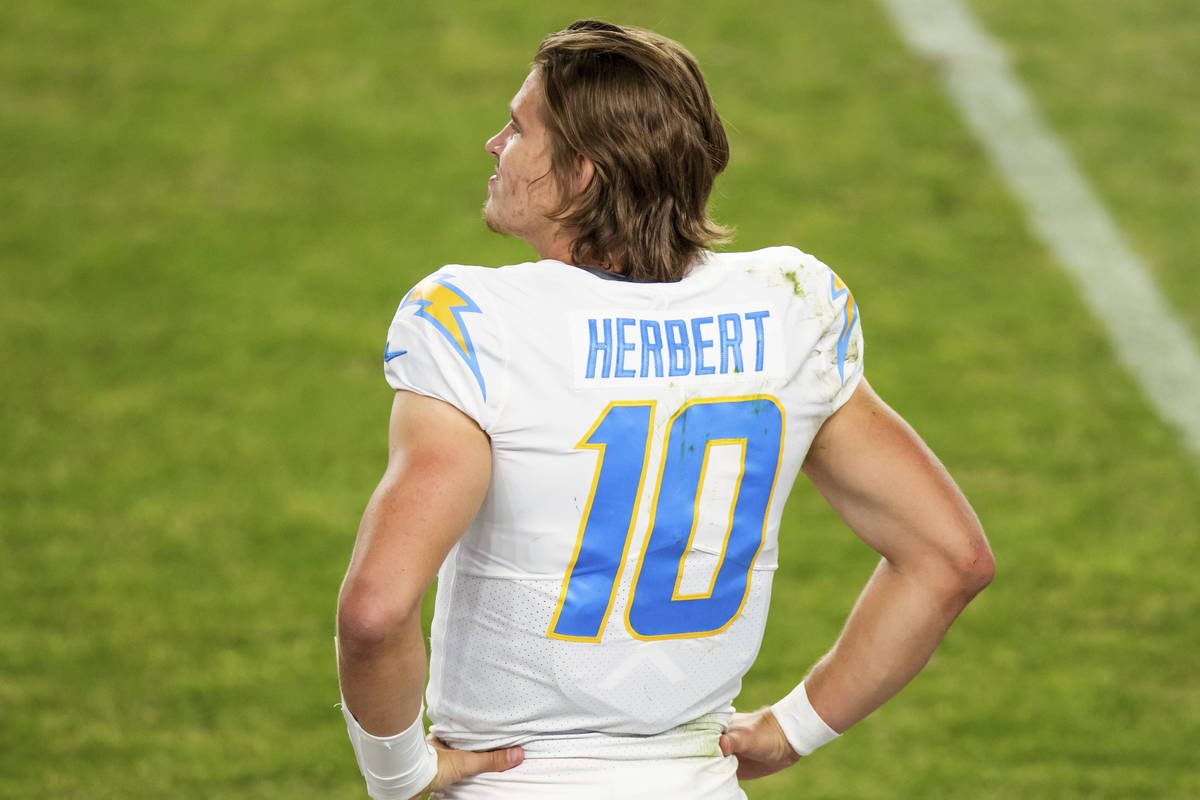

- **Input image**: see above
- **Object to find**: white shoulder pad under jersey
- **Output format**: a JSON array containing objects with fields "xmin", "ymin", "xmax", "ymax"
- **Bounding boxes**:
[
  {"xmin": 382, "ymin": 266, "xmax": 507, "ymax": 431},
  {"xmin": 766, "ymin": 246, "xmax": 863, "ymax": 412}
]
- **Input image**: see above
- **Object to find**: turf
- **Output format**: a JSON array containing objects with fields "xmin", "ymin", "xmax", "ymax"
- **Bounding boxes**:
[{"xmin": 2, "ymin": 1, "xmax": 1197, "ymax": 797}]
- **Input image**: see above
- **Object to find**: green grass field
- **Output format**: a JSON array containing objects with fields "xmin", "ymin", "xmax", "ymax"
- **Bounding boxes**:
[{"xmin": 3, "ymin": 1, "xmax": 1197, "ymax": 797}]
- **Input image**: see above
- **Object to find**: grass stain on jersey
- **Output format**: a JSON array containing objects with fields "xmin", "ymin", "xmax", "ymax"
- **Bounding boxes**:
[{"xmin": 782, "ymin": 269, "xmax": 806, "ymax": 297}]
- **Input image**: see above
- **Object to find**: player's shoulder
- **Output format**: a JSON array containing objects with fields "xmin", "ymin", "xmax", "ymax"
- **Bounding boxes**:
[
  {"xmin": 406, "ymin": 259, "xmax": 570, "ymax": 300},
  {"xmin": 403, "ymin": 263, "xmax": 497, "ymax": 300},
  {"xmin": 385, "ymin": 263, "xmax": 521, "ymax": 418},
  {"xmin": 708, "ymin": 245, "xmax": 830, "ymax": 273},
  {"xmin": 703, "ymin": 246, "xmax": 842, "ymax": 300}
]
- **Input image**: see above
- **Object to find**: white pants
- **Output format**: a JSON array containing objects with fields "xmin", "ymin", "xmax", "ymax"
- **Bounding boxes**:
[{"xmin": 431, "ymin": 754, "xmax": 746, "ymax": 799}]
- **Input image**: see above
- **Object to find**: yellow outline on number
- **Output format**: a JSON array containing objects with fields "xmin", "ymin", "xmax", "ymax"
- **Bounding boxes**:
[
  {"xmin": 624, "ymin": 393, "xmax": 786, "ymax": 642},
  {"xmin": 546, "ymin": 400, "xmax": 655, "ymax": 643}
]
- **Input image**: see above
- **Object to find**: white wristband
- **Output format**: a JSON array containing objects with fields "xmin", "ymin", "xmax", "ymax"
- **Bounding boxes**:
[
  {"xmin": 770, "ymin": 681, "xmax": 841, "ymax": 756},
  {"xmin": 340, "ymin": 700, "xmax": 439, "ymax": 800}
]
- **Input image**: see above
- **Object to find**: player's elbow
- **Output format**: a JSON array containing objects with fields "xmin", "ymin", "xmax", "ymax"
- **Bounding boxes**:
[
  {"xmin": 951, "ymin": 534, "xmax": 995, "ymax": 600},
  {"xmin": 336, "ymin": 581, "xmax": 421, "ymax": 657},
  {"xmin": 915, "ymin": 529, "xmax": 994, "ymax": 606}
]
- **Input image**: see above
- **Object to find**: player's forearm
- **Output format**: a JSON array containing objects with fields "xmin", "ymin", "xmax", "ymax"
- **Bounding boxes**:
[
  {"xmin": 336, "ymin": 606, "xmax": 427, "ymax": 736},
  {"xmin": 804, "ymin": 554, "xmax": 989, "ymax": 734}
]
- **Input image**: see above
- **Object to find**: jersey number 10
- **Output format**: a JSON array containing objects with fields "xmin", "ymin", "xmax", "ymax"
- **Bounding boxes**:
[{"xmin": 548, "ymin": 395, "xmax": 784, "ymax": 642}]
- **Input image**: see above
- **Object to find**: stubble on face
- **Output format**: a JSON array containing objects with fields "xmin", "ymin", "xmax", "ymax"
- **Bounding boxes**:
[{"xmin": 481, "ymin": 72, "xmax": 563, "ymax": 247}]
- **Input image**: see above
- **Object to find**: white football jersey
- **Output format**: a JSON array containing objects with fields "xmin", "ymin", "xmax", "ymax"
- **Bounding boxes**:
[{"xmin": 382, "ymin": 247, "xmax": 863, "ymax": 760}]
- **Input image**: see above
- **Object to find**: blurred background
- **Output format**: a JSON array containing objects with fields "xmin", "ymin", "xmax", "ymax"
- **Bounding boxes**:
[{"xmin": 2, "ymin": 1, "xmax": 1197, "ymax": 797}]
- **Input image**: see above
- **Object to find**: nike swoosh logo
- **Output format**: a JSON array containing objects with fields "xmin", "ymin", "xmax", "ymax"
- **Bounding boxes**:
[{"xmin": 383, "ymin": 343, "xmax": 408, "ymax": 362}]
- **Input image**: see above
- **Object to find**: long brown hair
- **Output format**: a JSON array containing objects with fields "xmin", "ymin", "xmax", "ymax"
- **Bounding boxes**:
[{"xmin": 533, "ymin": 20, "xmax": 732, "ymax": 282}]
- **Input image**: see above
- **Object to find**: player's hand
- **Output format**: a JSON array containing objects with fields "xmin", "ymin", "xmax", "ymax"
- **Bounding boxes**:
[
  {"xmin": 719, "ymin": 707, "xmax": 800, "ymax": 780},
  {"xmin": 411, "ymin": 738, "xmax": 524, "ymax": 798}
]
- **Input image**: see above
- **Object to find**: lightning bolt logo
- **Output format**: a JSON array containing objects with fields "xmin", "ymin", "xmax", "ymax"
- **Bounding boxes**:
[
  {"xmin": 829, "ymin": 272, "xmax": 858, "ymax": 382},
  {"xmin": 399, "ymin": 274, "xmax": 487, "ymax": 400}
]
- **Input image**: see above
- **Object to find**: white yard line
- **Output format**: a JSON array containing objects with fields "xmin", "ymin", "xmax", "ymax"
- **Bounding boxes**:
[{"xmin": 877, "ymin": 0, "xmax": 1200, "ymax": 461}]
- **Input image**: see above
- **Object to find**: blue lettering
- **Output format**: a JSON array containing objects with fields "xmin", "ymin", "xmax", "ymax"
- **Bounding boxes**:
[
  {"xmin": 717, "ymin": 313, "xmax": 744, "ymax": 374},
  {"xmin": 691, "ymin": 316, "xmax": 715, "ymax": 376},
  {"xmin": 589, "ymin": 312, "xmax": 767, "ymax": 379},
  {"xmin": 614, "ymin": 318, "xmax": 637, "ymax": 378},
  {"xmin": 665, "ymin": 319, "xmax": 691, "ymax": 377},
  {"xmin": 586, "ymin": 318, "xmax": 614, "ymax": 379},
  {"xmin": 744, "ymin": 310, "xmax": 770, "ymax": 372},
  {"xmin": 639, "ymin": 320, "xmax": 664, "ymax": 378}
]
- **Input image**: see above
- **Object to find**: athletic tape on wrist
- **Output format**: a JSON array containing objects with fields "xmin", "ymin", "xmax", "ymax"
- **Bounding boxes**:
[
  {"xmin": 770, "ymin": 681, "xmax": 841, "ymax": 756},
  {"xmin": 340, "ymin": 700, "xmax": 439, "ymax": 800}
]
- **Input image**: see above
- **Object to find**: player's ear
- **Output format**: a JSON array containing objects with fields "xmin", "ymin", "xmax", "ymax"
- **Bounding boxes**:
[{"xmin": 574, "ymin": 153, "xmax": 595, "ymax": 196}]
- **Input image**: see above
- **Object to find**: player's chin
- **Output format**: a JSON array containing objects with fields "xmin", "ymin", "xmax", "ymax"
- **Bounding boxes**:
[
  {"xmin": 481, "ymin": 205, "xmax": 508, "ymax": 236},
  {"xmin": 481, "ymin": 208, "xmax": 498, "ymax": 234}
]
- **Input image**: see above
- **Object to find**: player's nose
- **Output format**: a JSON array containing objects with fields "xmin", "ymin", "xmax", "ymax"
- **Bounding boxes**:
[{"xmin": 485, "ymin": 128, "xmax": 506, "ymax": 159}]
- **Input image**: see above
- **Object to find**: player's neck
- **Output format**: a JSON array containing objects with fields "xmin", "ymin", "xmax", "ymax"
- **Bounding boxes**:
[
  {"xmin": 531, "ymin": 228, "xmax": 628, "ymax": 276},
  {"xmin": 527, "ymin": 223, "xmax": 571, "ymax": 262}
]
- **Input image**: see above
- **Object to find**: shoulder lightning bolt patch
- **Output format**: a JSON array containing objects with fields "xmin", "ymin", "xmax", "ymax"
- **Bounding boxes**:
[
  {"xmin": 829, "ymin": 272, "xmax": 858, "ymax": 383},
  {"xmin": 400, "ymin": 274, "xmax": 487, "ymax": 400}
]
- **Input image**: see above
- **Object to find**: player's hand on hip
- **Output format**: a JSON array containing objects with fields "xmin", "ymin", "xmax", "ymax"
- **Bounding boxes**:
[
  {"xmin": 719, "ymin": 707, "xmax": 801, "ymax": 780},
  {"xmin": 412, "ymin": 738, "xmax": 525, "ymax": 798}
]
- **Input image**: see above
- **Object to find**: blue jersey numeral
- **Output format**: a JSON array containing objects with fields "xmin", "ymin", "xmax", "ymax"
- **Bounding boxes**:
[
  {"xmin": 549, "ymin": 396, "xmax": 784, "ymax": 642},
  {"xmin": 548, "ymin": 402, "xmax": 654, "ymax": 642}
]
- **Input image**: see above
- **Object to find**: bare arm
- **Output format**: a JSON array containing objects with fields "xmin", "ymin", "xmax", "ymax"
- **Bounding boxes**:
[
  {"xmin": 801, "ymin": 378, "xmax": 994, "ymax": 729},
  {"xmin": 336, "ymin": 390, "xmax": 522, "ymax": 793},
  {"xmin": 722, "ymin": 379, "xmax": 994, "ymax": 774}
]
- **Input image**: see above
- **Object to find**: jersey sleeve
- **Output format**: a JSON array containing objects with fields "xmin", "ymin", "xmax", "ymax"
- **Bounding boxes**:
[
  {"xmin": 815, "ymin": 260, "xmax": 864, "ymax": 412},
  {"xmin": 382, "ymin": 267, "xmax": 506, "ymax": 431},
  {"xmin": 784, "ymin": 249, "xmax": 864, "ymax": 414}
]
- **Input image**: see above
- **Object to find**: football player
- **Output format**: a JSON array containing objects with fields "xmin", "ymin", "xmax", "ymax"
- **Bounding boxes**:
[{"xmin": 336, "ymin": 20, "xmax": 994, "ymax": 799}]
